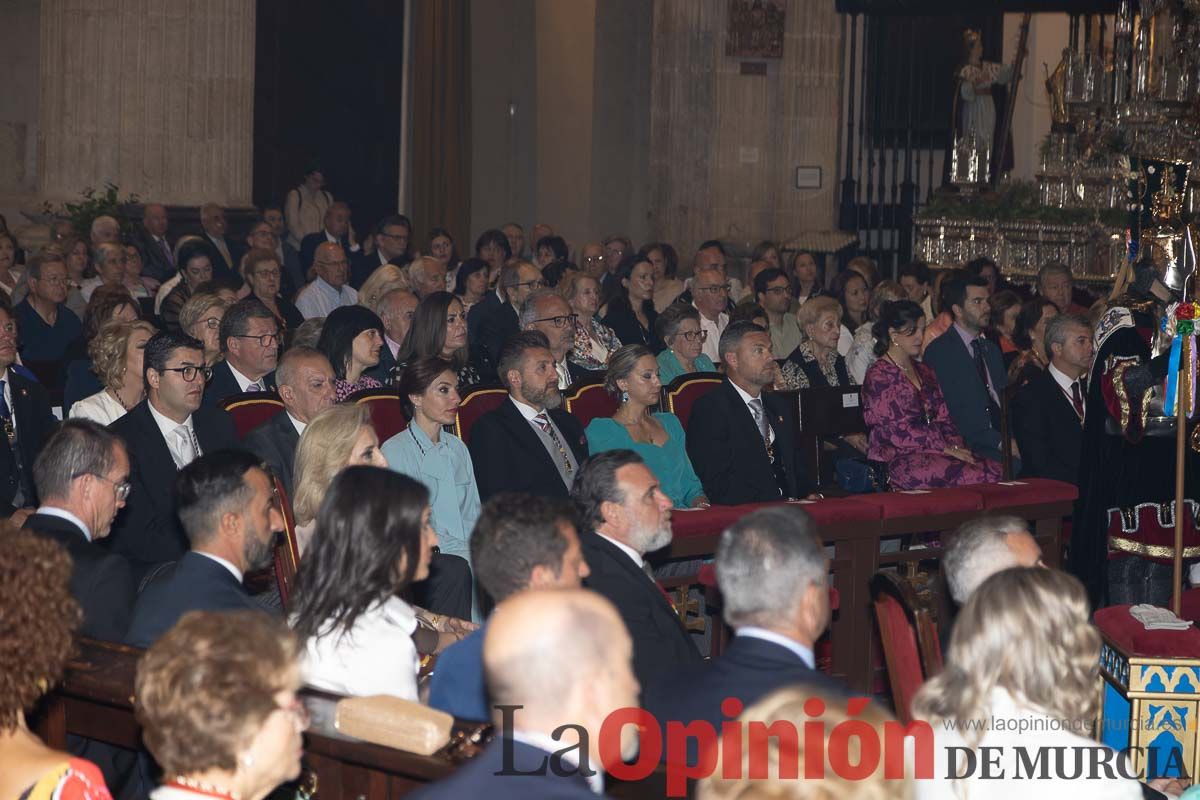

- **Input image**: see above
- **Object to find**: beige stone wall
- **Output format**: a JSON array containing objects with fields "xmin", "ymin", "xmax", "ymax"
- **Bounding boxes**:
[
  {"xmin": 647, "ymin": 0, "xmax": 842, "ymax": 261},
  {"xmin": 38, "ymin": 0, "xmax": 256, "ymax": 206}
]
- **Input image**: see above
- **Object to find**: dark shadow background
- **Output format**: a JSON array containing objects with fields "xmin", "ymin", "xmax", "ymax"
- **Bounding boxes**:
[{"xmin": 253, "ymin": 0, "xmax": 404, "ymax": 234}]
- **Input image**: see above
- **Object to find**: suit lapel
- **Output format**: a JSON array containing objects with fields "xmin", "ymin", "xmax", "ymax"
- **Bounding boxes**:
[
  {"xmin": 131, "ymin": 403, "xmax": 180, "ymax": 507},
  {"xmin": 499, "ymin": 401, "xmax": 563, "ymax": 484},
  {"xmin": 721, "ymin": 380, "xmax": 770, "ymax": 453}
]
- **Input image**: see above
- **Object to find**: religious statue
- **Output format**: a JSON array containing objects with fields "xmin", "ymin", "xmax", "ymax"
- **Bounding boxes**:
[
  {"xmin": 955, "ymin": 29, "xmax": 1014, "ymax": 159},
  {"xmin": 1045, "ymin": 48, "xmax": 1071, "ymax": 127}
]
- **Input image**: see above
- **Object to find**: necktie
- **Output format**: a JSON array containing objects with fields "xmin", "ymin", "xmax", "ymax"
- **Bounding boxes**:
[
  {"xmin": 748, "ymin": 397, "xmax": 776, "ymax": 463},
  {"xmin": 533, "ymin": 412, "xmax": 574, "ymax": 476},
  {"xmin": 159, "ymin": 237, "xmax": 174, "ymax": 267},
  {"xmin": 246, "ymin": 381, "xmax": 263, "ymax": 392},
  {"xmin": 970, "ymin": 339, "xmax": 1002, "ymax": 430},
  {"xmin": 0, "ymin": 380, "xmax": 13, "ymax": 445},
  {"xmin": 1070, "ymin": 380, "xmax": 1085, "ymax": 420},
  {"xmin": 174, "ymin": 425, "xmax": 199, "ymax": 468}
]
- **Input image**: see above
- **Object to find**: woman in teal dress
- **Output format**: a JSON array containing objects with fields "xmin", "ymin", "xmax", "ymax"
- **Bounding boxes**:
[
  {"xmin": 654, "ymin": 303, "xmax": 717, "ymax": 384},
  {"xmin": 382, "ymin": 356, "xmax": 481, "ymax": 572},
  {"xmin": 586, "ymin": 344, "xmax": 709, "ymax": 508}
]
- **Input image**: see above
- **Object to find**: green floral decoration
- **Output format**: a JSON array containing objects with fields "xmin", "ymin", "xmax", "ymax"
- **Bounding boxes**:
[
  {"xmin": 39, "ymin": 183, "xmax": 140, "ymax": 239},
  {"xmin": 919, "ymin": 180, "xmax": 1127, "ymax": 228}
]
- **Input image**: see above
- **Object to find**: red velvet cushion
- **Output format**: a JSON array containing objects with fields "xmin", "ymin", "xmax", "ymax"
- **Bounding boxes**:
[
  {"xmin": 848, "ymin": 488, "xmax": 983, "ymax": 519},
  {"xmin": 357, "ymin": 395, "xmax": 408, "ymax": 442},
  {"xmin": 801, "ymin": 497, "xmax": 881, "ymax": 526},
  {"xmin": 875, "ymin": 593, "xmax": 927, "ymax": 723},
  {"xmin": 565, "ymin": 383, "xmax": 618, "ymax": 428},
  {"xmin": 1094, "ymin": 604, "xmax": 1200, "ymax": 659},
  {"xmin": 670, "ymin": 499, "xmax": 880, "ymax": 542},
  {"xmin": 666, "ymin": 377, "xmax": 723, "ymax": 431},
  {"xmin": 1181, "ymin": 589, "xmax": 1200, "ymax": 625},
  {"xmin": 454, "ymin": 388, "xmax": 508, "ymax": 445},
  {"xmin": 222, "ymin": 393, "xmax": 285, "ymax": 439},
  {"xmin": 969, "ymin": 478, "xmax": 1079, "ymax": 509}
]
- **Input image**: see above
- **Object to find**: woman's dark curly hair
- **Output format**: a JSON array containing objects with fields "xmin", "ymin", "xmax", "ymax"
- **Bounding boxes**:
[
  {"xmin": 1013, "ymin": 297, "xmax": 1058, "ymax": 350},
  {"xmin": 316, "ymin": 304, "xmax": 385, "ymax": 381},
  {"xmin": 871, "ymin": 300, "xmax": 925, "ymax": 357},
  {"xmin": 0, "ymin": 527, "xmax": 80, "ymax": 731}
]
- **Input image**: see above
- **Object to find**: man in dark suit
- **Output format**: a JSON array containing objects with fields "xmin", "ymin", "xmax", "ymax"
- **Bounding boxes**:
[
  {"xmin": 923, "ymin": 274, "xmax": 1009, "ymax": 463},
  {"xmin": 521, "ymin": 290, "xmax": 599, "ymax": 388},
  {"xmin": 687, "ymin": 321, "xmax": 811, "ymax": 504},
  {"xmin": 109, "ymin": 331, "xmax": 240, "ymax": 573},
  {"xmin": 0, "ymin": 303, "xmax": 58, "ymax": 518},
  {"xmin": 413, "ymin": 589, "xmax": 637, "ymax": 799},
  {"xmin": 202, "ymin": 298, "xmax": 280, "ymax": 408},
  {"xmin": 262, "ymin": 204, "xmax": 305, "ymax": 299},
  {"xmin": 299, "ymin": 201, "xmax": 360, "ymax": 274},
  {"xmin": 125, "ymin": 450, "xmax": 282, "ymax": 647},
  {"xmin": 1012, "ymin": 313, "xmax": 1093, "ymax": 486},
  {"xmin": 352, "ymin": 214, "xmax": 413, "ymax": 289},
  {"xmin": 573, "ymin": 450, "xmax": 701, "ymax": 690},
  {"xmin": 469, "ymin": 261, "xmax": 544, "ymax": 381},
  {"xmin": 199, "ymin": 202, "xmax": 242, "ymax": 284},
  {"xmin": 243, "ymin": 346, "xmax": 335, "ymax": 496},
  {"xmin": 469, "ymin": 331, "xmax": 588, "ymax": 500},
  {"xmin": 131, "ymin": 202, "xmax": 174, "ymax": 285},
  {"xmin": 24, "ymin": 420, "xmax": 135, "ymax": 642},
  {"xmin": 643, "ymin": 505, "xmax": 846, "ymax": 764}
]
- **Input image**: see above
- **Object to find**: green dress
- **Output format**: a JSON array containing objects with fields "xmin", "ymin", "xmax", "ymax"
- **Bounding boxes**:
[
  {"xmin": 656, "ymin": 350, "xmax": 717, "ymax": 385},
  {"xmin": 585, "ymin": 412, "xmax": 706, "ymax": 508}
]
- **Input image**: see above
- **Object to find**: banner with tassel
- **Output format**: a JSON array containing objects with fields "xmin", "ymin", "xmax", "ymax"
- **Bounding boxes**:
[{"xmin": 1164, "ymin": 301, "xmax": 1200, "ymax": 417}]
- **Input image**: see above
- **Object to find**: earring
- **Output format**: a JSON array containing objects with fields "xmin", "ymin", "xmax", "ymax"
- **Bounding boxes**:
[
  {"xmin": 241, "ymin": 754, "xmax": 255, "ymax": 770},
  {"xmin": 621, "ymin": 390, "xmax": 629, "ymax": 403}
]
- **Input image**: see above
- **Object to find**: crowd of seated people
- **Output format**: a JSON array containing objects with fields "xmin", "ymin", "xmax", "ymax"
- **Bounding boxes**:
[{"xmin": 2, "ymin": 195, "xmax": 1142, "ymax": 798}]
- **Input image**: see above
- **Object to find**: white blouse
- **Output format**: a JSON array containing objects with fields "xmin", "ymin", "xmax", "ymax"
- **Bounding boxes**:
[
  {"xmin": 298, "ymin": 596, "xmax": 421, "ymax": 700},
  {"xmin": 69, "ymin": 390, "xmax": 128, "ymax": 426}
]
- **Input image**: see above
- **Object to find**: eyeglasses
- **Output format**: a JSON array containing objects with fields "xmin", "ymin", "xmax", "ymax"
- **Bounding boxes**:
[
  {"xmin": 39, "ymin": 276, "xmax": 69, "ymax": 286},
  {"xmin": 201, "ymin": 317, "xmax": 221, "ymax": 330},
  {"xmin": 253, "ymin": 269, "xmax": 281, "ymax": 279},
  {"xmin": 277, "ymin": 697, "xmax": 310, "ymax": 731},
  {"xmin": 160, "ymin": 365, "xmax": 211, "ymax": 382},
  {"xmin": 514, "ymin": 279, "xmax": 547, "ymax": 289},
  {"xmin": 233, "ymin": 333, "xmax": 280, "ymax": 347},
  {"xmin": 695, "ymin": 284, "xmax": 731, "ymax": 295},
  {"xmin": 762, "ymin": 286, "xmax": 791, "ymax": 295},
  {"xmin": 533, "ymin": 313, "xmax": 579, "ymax": 329},
  {"xmin": 583, "ymin": 255, "xmax": 605, "ymax": 264},
  {"xmin": 83, "ymin": 473, "xmax": 132, "ymax": 501},
  {"xmin": 675, "ymin": 330, "xmax": 708, "ymax": 342}
]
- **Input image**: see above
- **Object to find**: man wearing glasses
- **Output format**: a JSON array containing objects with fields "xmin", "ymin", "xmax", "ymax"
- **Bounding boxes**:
[
  {"xmin": 520, "ymin": 290, "xmax": 597, "ymax": 389},
  {"xmin": 471, "ymin": 261, "xmax": 545, "ymax": 381},
  {"xmin": 203, "ymin": 298, "xmax": 280, "ymax": 408},
  {"xmin": 755, "ymin": 267, "xmax": 802, "ymax": 358},
  {"xmin": 111, "ymin": 330, "xmax": 240, "ymax": 573},
  {"xmin": 690, "ymin": 261, "xmax": 731, "ymax": 364},
  {"xmin": 24, "ymin": 420, "xmax": 136, "ymax": 642},
  {"xmin": 296, "ymin": 241, "xmax": 359, "ymax": 319},
  {"xmin": 14, "ymin": 250, "xmax": 83, "ymax": 362}
]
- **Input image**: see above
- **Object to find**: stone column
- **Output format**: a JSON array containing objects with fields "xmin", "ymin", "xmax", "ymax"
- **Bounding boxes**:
[{"xmin": 38, "ymin": 0, "xmax": 255, "ymax": 207}]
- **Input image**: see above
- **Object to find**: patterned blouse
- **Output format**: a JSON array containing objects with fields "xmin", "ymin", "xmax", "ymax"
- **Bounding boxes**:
[
  {"xmin": 776, "ymin": 340, "xmax": 851, "ymax": 389},
  {"xmin": 18, "ymin": 759, "xmax": 111, "ymax": 800},
  {"xmin": 335, "ymin": 375, "xmax": 383, "ymax": 402},
  {"xmin": 569, "ymin": 316, "xmax": 622, "ymax": 371}
]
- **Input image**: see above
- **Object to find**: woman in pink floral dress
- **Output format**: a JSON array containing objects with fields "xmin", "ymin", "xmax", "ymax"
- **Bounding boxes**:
[{"xmin": 863, "ymin": 300, "xmax": 1001, "ymax": 489}]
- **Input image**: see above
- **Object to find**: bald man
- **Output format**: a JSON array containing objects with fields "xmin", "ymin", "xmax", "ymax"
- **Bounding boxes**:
[
  {"xmin": 295, "ymin": 242, "xmax": 358, "ymax": 319},
  {"xmin": 134, "ymin": 202, "xmax": 174, "ymax": 284},
  {"xmin": 414, "ymin": 589, "xmax": 638, "ymax": 799}
]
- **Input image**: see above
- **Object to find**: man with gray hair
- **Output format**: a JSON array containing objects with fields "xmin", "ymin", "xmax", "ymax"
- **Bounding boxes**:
[
  {"xmin": 81, "ymin": 242, "xmax": 127, "ymax": 301},
  {"xmin": 199, "ymin": 202, "xmax": 239, "ymax": 282},
  {"xmin": 643, "ymin": 505, "xmax": 845, "ymax": 749},
  {"xmin": 89, "ymin": 214, "xmax": 120, "ymax": 246},
  {"xmin": 1037, "ymin": 261, "xmax": 1086, "ymax": 314},
  {"xmin": 23, "ymin": 419, "xmax": 134, "ymax": 641},
  {"xmin": 573, "ymin": 449, "xmax": 700, "ymax": 690},
  {"xmin": 1012, "ymin": 313, "xmax": 1093, "ymax": 485},
  {"xmin": 521, "ymin": 289, "xmax": 592, "ymax": 388},
  {"xmin": 470, "ymin": 260, "xmax": 543, "ymax": 380},
  {"xmin": 942, "ymin": 515, "xmax": 1043, "ymax": 606},
  {"xmin": 407, "ymin": 255, "xmax": 448, "ymax": 300},
  {"xmin": 367, "ymin": 287, "xmax": 418, "ymax": 384}
]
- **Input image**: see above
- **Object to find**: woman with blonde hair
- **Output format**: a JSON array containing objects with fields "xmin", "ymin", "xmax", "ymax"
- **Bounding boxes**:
[
  {"xmin": 913, "ymin": 567, "xmax": 1140, "ymax": 799},
  {"xmin": 357, "ymin": 263, "xmax": 409, "ymax": 313},
  {"xmin": 847, "ymin": 279, "xmax": 907, "ymax": 384},
  {"xmin": 69, "ymin": 320, "xmax": 156, "ymax": 424},
  {"xmin": 698, "ymin": 685, "xmax": 908, "ymax": 800},
  {"xmin": 177, "ymin": 291, "xmax": 228, "ymax": 368},
  {"xmin": 291, "ymin": 404, "xmax": 387, "ymax": 550}
]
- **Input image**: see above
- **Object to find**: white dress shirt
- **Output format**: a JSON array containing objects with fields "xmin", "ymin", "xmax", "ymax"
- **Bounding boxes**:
[
  {"xmin": 227, "ymin": 361, "xmax": 266, "ymax": 392},
  {"xmin": 510, "ymin": 730, "xmax": 605, "ymax": 794},
  {"xmin": 0, "ymin": 368, "xmax": 19, "ymax": 438},
  {"xmin": 35, "ymin": 506, "xmax": 93, "ymax": 541},
  {"xmin": 296, "ymin": 277, "xmax": 359, "ymax": 319},
  {"xmin": 596, "ymin": 532, "xmax": 645, "ymax": 569},
  {"xmin": 146, "ymin": 400, "xmax": 198, "ymax": 468},
  {"xmin": 287, "ymin": 412, "xmax": 307, "ymax": 437},
  {"xmin": 693, "ymin": 305, "xmax": 728, "ymax": 363},
  {"xmin": 556, "ymin": 357, "xmax": 572, "ymax": 390},
  {"xmin": 69, "ymin": 390, "xmax": 128, "ymax": 426},
  {"xmin": 297, "ymin": 595, "xmax": 420, "ymax": 700}
]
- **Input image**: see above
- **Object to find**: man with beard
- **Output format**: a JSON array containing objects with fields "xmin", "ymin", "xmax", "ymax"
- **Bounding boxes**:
[
  {"xmin": 468, "ymin": 331, "xmax": 588, "ymax": 500},
  {"xmin": 924, "ymin": 274, "xmax": 1010, "ymax": 463},
  {"xmin": 572, "ymin": 449, "xmax": 701, "ymax": 691},
  {"xmin": 413, "ymin": 590, "xmax": 638, "ymax": 799},
  {"xmin": 125, "ymin": 450, "xmax": 283, "ymax": 647}
]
